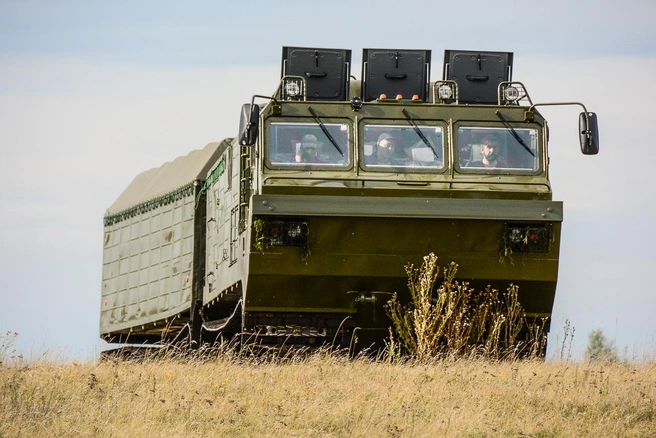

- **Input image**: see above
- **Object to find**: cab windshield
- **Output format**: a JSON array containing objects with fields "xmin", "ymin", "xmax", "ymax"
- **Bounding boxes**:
[
  {"xmin": 361, "ymin": 124, "xmax": 444, "ymax": 171},
  {"xmin": 267, "ymin": 122, "xmax": 350, "ymax": 168},
  {"xmin": 457, "ymin": 126, "xmax": 539, "ymax": 172}
]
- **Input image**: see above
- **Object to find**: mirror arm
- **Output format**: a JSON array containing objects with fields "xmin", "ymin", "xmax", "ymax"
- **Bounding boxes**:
[
  {"xmin": 523, "ymin": 101, "xmax": 598, "ymax": 155},
  {"xmin": 524, "ymin": 101, "xmax": 593, "ymax": 140},
  {"xmin": 250, "ymin": 94, "xmax": 279, "ymax": 117},
  {"xmin": 524, "ymin": 101, "xmax": 590, "ymax": 121}
]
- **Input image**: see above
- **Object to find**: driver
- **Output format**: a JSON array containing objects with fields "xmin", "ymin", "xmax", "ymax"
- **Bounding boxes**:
[{"xmin": 467, "ymin": 135, "xmax": 508, "ymax": 168}]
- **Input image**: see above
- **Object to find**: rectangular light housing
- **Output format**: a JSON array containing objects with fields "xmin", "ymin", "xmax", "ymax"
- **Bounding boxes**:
[{"xmin": 504, "ymin": 223, "xmax": 552, "ymax": 253}]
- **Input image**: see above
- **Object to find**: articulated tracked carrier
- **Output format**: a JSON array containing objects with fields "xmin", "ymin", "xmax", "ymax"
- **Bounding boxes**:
[{"xmin": 100, "ymin": 47, "xmax": 599, "ymax": 352}]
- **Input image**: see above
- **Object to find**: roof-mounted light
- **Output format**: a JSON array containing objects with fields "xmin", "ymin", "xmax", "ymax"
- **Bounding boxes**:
[
  {"xmin": 280, "ymin": 75, "xmax": 306, "ymax": 101},
  {"xmin": 285, "ymin": 81, "xmax": 301, "ymax": 97},
  {"xmin": 433, "ymin": 80, "xmax": 459, "ymax": 104},
  {"xmin": 504, "ymin": 86, "xmax": 520, "ymax": 101},
  {"xmin": 498, "ymin": 82, "xmax": 532, "ymax": 106},
  {"xmin": 438, "ymin": 84, "xmax": 453, "ymax": 99},
  {"xmin": 350, "ymin": 96, "xmax": 363, "ymax": 112}
]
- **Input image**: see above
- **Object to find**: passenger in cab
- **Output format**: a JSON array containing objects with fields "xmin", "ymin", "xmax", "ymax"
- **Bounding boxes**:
[
  {"xmin": 295, "ymin": 134, "xmax": 324, "ymax": 163},
  {"xmin": 366, "ymin": 133, "xmax": 407, "ymax": 166},
  {"xmin": 467, "ymin": 135, "xmax": 508, "ymax": 168}
]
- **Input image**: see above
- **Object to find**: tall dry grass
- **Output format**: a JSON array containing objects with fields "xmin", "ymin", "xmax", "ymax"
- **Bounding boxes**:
[
  {"xmin": 2, "ymin": 346, "xmax": 656, "ymax": 437},
  {"xmin": 2, "ymin": 253, "xmax": 654, "ymax": 437}
]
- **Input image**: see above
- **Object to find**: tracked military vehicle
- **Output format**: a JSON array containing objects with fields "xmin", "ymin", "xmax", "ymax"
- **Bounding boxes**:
[{"xmin": 100, "ymin": 47, "xmax": 599, "ymax": 352}]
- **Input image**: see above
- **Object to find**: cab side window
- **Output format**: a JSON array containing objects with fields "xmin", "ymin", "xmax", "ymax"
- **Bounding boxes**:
[
  {"xmin": 457, "ymin": 127, "xmax": 539, "ymax": 171},
  {"xmin": 267, "ymin": 122, "xmax": 351, "ymax": 168}
]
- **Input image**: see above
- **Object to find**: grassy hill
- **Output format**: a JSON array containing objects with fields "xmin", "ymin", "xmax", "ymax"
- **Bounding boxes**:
[{"xmin": 2, "ymin": 350, "xmax": 655, "ymax": 437}]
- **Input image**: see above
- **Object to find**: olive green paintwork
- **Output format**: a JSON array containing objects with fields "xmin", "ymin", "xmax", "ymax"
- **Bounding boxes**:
[
  {"xmin": 101, "ymin": 75, "xmax": 568, "ymax": 347},
  {"xmin": 227, "ymin": 95, "xmax": 561, "ymax": 342},
  {"xmin": 100, "ymin": 142, "xmax": 223, "ymax": 343}
]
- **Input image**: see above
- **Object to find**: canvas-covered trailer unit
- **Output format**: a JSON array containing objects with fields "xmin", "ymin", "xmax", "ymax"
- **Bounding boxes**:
[{"xmin": 100, "ymin": 142, "xmax": 225, "ymax": 343}]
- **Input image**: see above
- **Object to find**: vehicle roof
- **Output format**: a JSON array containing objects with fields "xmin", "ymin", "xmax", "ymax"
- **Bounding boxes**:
[{"xmin": 105, "ymin": 141, "xmax": 225, "ymax": 215}]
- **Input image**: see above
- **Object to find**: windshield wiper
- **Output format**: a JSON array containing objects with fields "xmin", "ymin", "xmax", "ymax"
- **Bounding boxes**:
[
  {"xmin": 307, "ymin": 106, "xmax": 343, "ymax": 156},
  {"xmin": 401, "ymin": 108, "xmax": 439, "ymax": 158},
  {"xmin": 495, "ymin": 110, "xmax": 535, "ymax": 157}
]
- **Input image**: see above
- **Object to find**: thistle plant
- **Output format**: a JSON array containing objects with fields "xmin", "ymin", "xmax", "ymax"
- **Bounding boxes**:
[{"xmin": 386, "ymin": 253, "xmax": 547, "ymax": 361}]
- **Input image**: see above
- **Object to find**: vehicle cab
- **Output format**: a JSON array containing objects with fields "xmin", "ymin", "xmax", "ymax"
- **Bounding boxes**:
[{"xmin": 222, "ymin": 47, "xmax": 599, "ymax": 349}]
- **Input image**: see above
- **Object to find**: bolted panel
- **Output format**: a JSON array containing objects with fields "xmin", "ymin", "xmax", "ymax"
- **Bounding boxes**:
[
  {"xmin": 281, "ymin": 47, "xmax": 351, "ymax": 101},
  {"xmin": 361, "ymin": 49, "xmax": 431, "ymax": 102},
  {"xmin": 443, "ymin": 50, "xmax": 513, "ymax": 104}
]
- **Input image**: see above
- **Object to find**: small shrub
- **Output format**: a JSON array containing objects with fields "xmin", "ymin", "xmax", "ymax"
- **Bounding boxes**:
[
  {"xmin": 586, "ymin": 329, "xmax": 619, "ymax": 363},
  {"xmin": 385, "ymin": 253, "xmax": 546, "ymax": 361}
]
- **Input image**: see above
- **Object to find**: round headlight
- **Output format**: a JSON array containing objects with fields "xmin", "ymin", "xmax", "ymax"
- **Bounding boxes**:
[
  {"xmin": 285, "ymin": 80, "xmax": 300, "ymax": 97},
  {"xmin": 503, "ymin": 86, "xmax": 520, "ymax": 103},
  {"xmin": 509, "ymin": 228, "xmax": 523, "ymax": 244},
  {"xmin": 438, "ymin": 84, "xmax": 453, "ymax": 100}
]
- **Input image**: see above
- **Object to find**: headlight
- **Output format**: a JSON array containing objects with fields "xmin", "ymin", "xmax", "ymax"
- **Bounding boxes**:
[
  {"xmin": 433, "ymin": 81, "xmax": 458, "ymax": 104},
  {"xmin": 499, "ymin": 82, "xmax": 530, "ymax": 105},
  {"xmin": 438, "ymin": 84, "xmax": 454, "ymax": 99},
  {"xmin": 259, "ymin": 219, "xmax": 309, "ymax": 247},
  {"xmin": 281, "ymin": 76, "xmax": 306, "ymax": 101},
  {"xmin": 503, "ymin": 86, "xmax": 520, "ymax": 102},
  {"xmin": 504, "ymin": 224, "xmax": 552, "ymax": 253},
  {"xmin": 285, "ymin": 81, "xmax": 300, "ymax": 97}
]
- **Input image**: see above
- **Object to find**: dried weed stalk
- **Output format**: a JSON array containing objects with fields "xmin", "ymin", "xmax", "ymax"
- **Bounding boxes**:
[{"xmin": 386, "ymin": 253, "xmax": 547, "ymax": 361}]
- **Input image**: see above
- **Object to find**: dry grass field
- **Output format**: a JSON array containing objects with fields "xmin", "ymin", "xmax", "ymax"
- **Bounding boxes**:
[
  {"xmin": 2, "ymin": 258, "xmax": 653, "ymax": 437},
  {"xmin": 2, "ymin": 348, "xmax": 656, "ymax": 437}
]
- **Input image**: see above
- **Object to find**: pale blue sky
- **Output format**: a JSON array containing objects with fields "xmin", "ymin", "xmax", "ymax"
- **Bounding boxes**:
[{"xmin": 1, "ymin": 0, "xmax": 655, "ymax": 360}]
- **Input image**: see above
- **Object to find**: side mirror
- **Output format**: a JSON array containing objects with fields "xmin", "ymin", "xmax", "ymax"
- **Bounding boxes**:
[
  {"xmin": 239, "ymin": 103, "xmax": 260, "ymax": 146},
  {"xmin": 579, "ymin": 112, "xmax": 599, "ymax": 155}
]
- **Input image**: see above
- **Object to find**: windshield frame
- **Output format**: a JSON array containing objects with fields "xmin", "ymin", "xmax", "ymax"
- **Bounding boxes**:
[
  {"xmin": 454, "ymin": 122, "xmax": 543, "ymax": 175},
  {"xmin": 359, "ymin": 120, "xmax": 447, "ymax": 173},
  {"xmin": 264, "ymin": 119, "xmax": 353, "ymax": 170}
]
